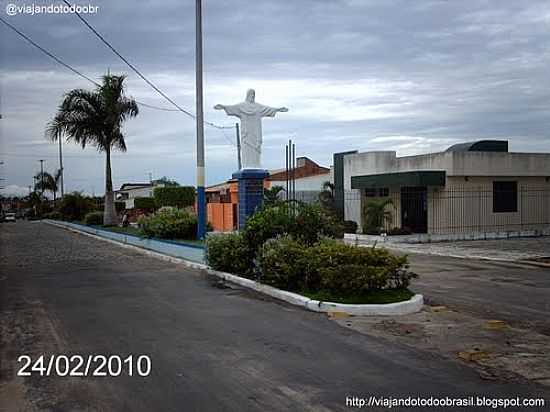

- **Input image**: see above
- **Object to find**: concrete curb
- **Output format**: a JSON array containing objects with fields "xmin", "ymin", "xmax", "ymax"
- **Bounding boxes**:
[
  {"xmin": 45, "ymin": 219, "xmax": 423, "ymax": 316},
  {"xmin": 206, "ymin": 268, "xmax": 423, "ymax": 315}
]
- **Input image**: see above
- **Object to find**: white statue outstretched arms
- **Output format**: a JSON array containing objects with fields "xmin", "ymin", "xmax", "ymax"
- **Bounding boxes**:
[{"xmin": 214, "ymin": 89, "xmax": 288, "ymax": 169}]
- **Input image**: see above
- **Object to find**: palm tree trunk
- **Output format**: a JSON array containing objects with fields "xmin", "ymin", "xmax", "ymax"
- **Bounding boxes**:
[{"xmin": 103, "ymin": 147, "xmax": 118, "ymax": 226}]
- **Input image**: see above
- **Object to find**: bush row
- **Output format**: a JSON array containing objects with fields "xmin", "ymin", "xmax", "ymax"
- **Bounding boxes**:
[
  {"xmin": 138, "ymin": 207, "xmax": 198, "ymax": 239},
  {"xmin": 84, "ymin": 211, "xmax": 104, "ymax": 225},
  {"xmin": 258, "ymin": 236, "xmax": 416, "ymax": 294},
  {"xmin": 153, "ymin": 187, "xmax": 195, "ymax": 209},
  {"xmin": 206, "ymin": 202, "xmax": 344, "ymax": 278},
  {"xmin": 206, "ymin": 201, "xmax": 416, "ymax": 298}
]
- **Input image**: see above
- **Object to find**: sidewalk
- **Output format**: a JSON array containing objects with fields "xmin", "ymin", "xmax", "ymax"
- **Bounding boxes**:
[{"xmin": 347, "ymin": 236, "xmax": 550, "ymax": 264}]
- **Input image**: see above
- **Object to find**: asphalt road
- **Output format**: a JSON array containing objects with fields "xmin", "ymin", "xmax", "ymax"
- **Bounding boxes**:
[
  {"xmin": 1, "ymin": 221, "xmax": 548, "ymax": 411},
  {"xmin": 407, "ymin": 254, "xmax": 550, "ymax": 334}
]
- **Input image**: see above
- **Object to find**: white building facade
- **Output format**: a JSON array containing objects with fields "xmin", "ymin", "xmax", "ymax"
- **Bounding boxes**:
[{"xmin": 334, "ymin": 141, "xmax": 550, "ymax": 235}]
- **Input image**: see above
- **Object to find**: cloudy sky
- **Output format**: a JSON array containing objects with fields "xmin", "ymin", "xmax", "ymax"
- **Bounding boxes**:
[{"xmin": 1, "ymin": 0, "xmax": 550, "ymax": 196}]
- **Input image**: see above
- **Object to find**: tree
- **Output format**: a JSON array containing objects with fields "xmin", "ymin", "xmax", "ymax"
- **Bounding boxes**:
[
  {"xmin": 318, "ymin": 181, "xmax": 336, "ymax": 213},
  {"xmin": 34, "ymin": 171, "xmax": 57, "ymax": 201},
  {"xmin": 362, "ymin": 198, "xmax": 394, "ymax": 234},
  {"xmin": 152, "ymin": 176, "xmax": 180, "ymax": 187},
  {"xmin": 263, "ymin": 185, "xmax": 285, "ymax": 207},
  {"xmin": 46, "ymin": 74, "xmax": 138, "ymax": 225}
]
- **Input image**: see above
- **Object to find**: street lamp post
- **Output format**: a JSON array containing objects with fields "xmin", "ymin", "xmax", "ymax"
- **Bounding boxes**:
[
  {"xmin": 58, "ymin": 136, "xmax": 64, "ymax": 197},
  {"xmin": 39, "ymin": 159, "xmax": 44, "ymax": 197},
  {"xmin": 195, "ymin": 0, "xmax": 206, "ymax": 240}
]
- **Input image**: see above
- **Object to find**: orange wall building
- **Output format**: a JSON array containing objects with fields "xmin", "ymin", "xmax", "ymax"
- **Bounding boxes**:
[{"xmin": 206, "ymin": 157, "xmax": 330, "ymax": 232}]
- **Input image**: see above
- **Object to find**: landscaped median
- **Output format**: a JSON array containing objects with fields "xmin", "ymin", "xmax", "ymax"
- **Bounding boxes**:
[
  {"xmin": 44, "ymin": 219, "xmax": 205, "ymax": 263},
  {"xmin": 43, "ymin": 201, "xmax": 424, "ymax": 316},
  {"xmin": 206, "ymin": 267, "xmax": 423, "ymax": 316}
]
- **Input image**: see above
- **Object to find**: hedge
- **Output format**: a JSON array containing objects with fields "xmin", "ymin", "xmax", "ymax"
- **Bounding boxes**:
[
  {"xmin": 84, "ymin": 211, "xmax": 103, "ymax": 225},
  {"xmin": 257, "ymin": 236, "xmax": 417, "ymax": 294},
  {"xmin": 138, "ymin": 207, "xmax": 197, "ymax": 239},
  {"xmin": 153, "ymin": 186, "xmax": 195, "ymax": 208},
  {"xmin": 134, "ymin": 197, "xmax": 156, "ymax": 210}
]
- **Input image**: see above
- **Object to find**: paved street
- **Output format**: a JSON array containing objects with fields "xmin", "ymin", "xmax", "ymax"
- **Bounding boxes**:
[
  {"xmin": 407, "ymin": 254, "xmax": 550, "ymax": 334},
  {"xmin": 1, "ymin": 222, "xmax": 548, "ymax": 411}
]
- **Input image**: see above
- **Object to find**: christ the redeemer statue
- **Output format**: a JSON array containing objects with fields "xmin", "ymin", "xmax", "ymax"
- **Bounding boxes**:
[{"xmin": 214, "ymin": 89, "xmax": 288, "ymax": 169}]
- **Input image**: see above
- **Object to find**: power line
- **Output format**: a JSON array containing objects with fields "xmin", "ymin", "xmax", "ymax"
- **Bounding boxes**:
[
  {"xmin": 61, "ymin": 0, "xmax": 233, "ymax": 131},
  {"xmin": 62, "ymin": 0, "xmax": 194, "ymax": 119},
  {"xmin": 0, "ymin": 15, "xmax": 99, "ymax": 86},
  {"xmin": 0, "ymin": 14, "xmax": 236, "ymax": 153},
  {"xmin": 0, "ymin": 15, "xmax": 180, "ymax": 114}
]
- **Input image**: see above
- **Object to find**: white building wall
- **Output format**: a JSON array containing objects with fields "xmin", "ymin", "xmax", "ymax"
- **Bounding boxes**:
[{"xmin": 342, "ymin": 149, "xmax": 550, "ymax": 234}]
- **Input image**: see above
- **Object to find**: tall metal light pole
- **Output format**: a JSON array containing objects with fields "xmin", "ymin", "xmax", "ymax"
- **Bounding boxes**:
[
  {"xmin": 195, "ymin": 0, "xmax": 206, "ymax": 239},
  {"xmin": 58, "ymin": 136, "xmax": 64, "ymax": 197},
  {"xmin": 39, "ymin": 159, "xmax": 44, "ymax": 197}
]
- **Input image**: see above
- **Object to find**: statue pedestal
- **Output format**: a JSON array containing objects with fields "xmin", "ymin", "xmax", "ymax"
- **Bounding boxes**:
[{"xmin": 232, "ymin": 169, "xmax": 269, "ymax": 230}]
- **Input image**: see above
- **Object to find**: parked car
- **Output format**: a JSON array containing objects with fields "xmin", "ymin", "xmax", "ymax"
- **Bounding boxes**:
[{"xmin": 4, "ymin": 212, "xmax": 16, "ymax": 222}]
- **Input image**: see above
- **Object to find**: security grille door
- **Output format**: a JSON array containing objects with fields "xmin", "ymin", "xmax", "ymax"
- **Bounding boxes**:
[{"xmin": 401, "ymin": 186, "xmax": 428, "ymax": 233}]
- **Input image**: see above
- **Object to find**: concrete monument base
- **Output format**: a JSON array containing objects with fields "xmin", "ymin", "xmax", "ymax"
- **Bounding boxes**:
[{"xmin": 232, "ymin": 169, "xmax": 269, "ymax": 230}]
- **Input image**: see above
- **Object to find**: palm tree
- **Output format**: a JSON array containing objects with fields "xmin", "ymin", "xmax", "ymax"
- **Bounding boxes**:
[
  {"xmin": 318, "ymin": 181, "xmax": 336, "ymax": 213},
  {"xmin": 34, "ymin": 171, "xmax": 57, "ymax": 201},
  {"xmin": 362, "ymin": 198, "xmax": 394, "ymax": 234},
  {"xmin": 46, "ymin": 74, "xmax": 138, "ymax": 225},
  {"xmin": 264, "ymin": 185, "xmax": 285, "ymax": 207}
]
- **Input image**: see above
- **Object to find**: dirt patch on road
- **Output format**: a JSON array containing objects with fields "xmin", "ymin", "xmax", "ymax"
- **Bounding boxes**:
[{"xmin": 332, "ymin": 306, "xmax": 550, "ymax": 388}]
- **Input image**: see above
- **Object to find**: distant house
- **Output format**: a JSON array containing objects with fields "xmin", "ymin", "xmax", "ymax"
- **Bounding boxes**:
[
  {"xmin": 334, "ymin": 140, "xmax": 550, "ymax": 236},
  {"xmin": 115, "ymin": 182, "xmax": 164, "ymax": 209},
  {"xmin": 269, "ymin": 157, "xmax": 331, "ymax": 191}
]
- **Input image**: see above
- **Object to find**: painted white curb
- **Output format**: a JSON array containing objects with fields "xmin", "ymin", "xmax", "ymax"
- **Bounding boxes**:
[
  {"xmin": 45, "ymin": 220, "xmax": 423, "ymax": 316},
  {"xmin": 206, "ymin": 269, "xmax": 423, "ymax": 316}
]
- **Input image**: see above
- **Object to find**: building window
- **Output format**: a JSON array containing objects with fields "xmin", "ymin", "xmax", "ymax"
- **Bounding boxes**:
[
  {"xmin": 493, "ymin": 181, "xmax": 517, "ymax": 213},
  {"xmin": 365, "ymin": 188, "xmax": 377, "ymax": 197},
  {"xmin": 378, "ymin": 188, "xmax": 389, "ymax": 197}
]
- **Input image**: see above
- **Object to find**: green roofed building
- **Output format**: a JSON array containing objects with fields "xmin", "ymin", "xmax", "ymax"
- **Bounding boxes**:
[{"xmin": 333, "ymin": 140, "xmax": 550, "ymax": 235}]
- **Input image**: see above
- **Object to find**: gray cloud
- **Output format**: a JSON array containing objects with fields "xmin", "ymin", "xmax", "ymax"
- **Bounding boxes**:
[{"xmin": 1, "ymin": 0, "xmax": 550, "ymax": 195}]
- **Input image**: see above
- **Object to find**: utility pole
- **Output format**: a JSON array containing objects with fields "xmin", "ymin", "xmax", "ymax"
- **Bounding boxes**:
[
  {"xmin": 58, "ymin": 136, "xmax": 64, "ymax": 197},
  {"xmin": 235, "ymin": 122, "xmax": 242, "ymax": 170},
  {"xmin": 148, "ymin": 172, "xmax": 153, "ymax": 184},
  {"xmin": 0, "ymin": 161, "xmax": 4, "ymax": 190},
  {"xmin": 39, "ymin": 159, "xmax": 44, "ymax": 197},
  {"xmin": 195, "ymin": 0, "xmax": 206, "ymax": 240}
]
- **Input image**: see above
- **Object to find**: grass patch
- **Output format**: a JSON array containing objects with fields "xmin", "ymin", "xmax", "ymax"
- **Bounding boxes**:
[{"xmin": 301, "ymin": 288, "xmax": 414, "ymax": 305}]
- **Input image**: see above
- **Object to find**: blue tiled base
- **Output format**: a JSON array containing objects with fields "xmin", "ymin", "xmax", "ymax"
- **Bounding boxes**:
[{"xmin": 232, "ymin": 169, "xmax": 269, "ymax": 230}]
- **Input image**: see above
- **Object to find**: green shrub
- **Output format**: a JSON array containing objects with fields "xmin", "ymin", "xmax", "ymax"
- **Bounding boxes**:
[
  {"xmin": 205, "ymin": 232, "xmax": 254, "ymax": 277},
  {"xmin": 243, "ymin": 203, "xmax": 343, "ymax": 252},
  {"xmin": 138, "ymin": 207, "xmax": 197, "ymax": 239},
  {"xmin": 153, "ymin": 186, "xmax": 195, "ymax": 208},
  {"xmin": 257, "ymin": 236, "xmax": 311, "ymax": 290},
  {"xmin": 256, "ymin": 236, "xmax": 416, "ymax": 294},
  {"xmin": 58, "ymin": 192, "xmax": 97, "ymax": 221},
  {"xmin": 43, "ymin": 211, "xmax": 62, "ymax": 220},
  {"xmin": 343, "ymin": 220, "xmax": 358, "ymax": 234},
  {"xmin": 134, "ymin": 197, "xmax": 156, "ymax": 211},
  {"xmin": 362, "ymin": 198, "xmax": 393, "ymax": 234},
  {"xmin": 84, "ymin": 211, "xmax": 104, "ymax": 225}
]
